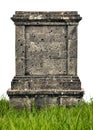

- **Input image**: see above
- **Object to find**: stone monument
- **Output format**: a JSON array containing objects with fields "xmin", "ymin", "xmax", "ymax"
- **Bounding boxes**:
[{"xmin": 7, "ymin": 11, "xmax": 84, "ymax": 108}]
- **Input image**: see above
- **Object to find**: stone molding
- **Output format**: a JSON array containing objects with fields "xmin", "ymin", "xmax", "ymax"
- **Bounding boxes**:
[{"xmin": 11, "ymin": 11, "xmax": 82, "ymax": 25}]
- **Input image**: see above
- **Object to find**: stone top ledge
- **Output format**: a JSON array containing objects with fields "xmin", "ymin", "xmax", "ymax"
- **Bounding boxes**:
[
  {"xmin": 11, "ymin": 11, "xmax": 82, "ymax": 25},
  {"xmin": 16, "ymin": 11, "xmax": 78, "ymax": 15}
]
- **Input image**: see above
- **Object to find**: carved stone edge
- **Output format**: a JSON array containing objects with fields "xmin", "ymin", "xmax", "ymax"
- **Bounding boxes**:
[
  {"xmin": 7, "ymin": 89, "xmax": 84, "ymax": 97},
  {"xmin": 11, "ymin": 11, "xmax": 82, "ymax": 25}
]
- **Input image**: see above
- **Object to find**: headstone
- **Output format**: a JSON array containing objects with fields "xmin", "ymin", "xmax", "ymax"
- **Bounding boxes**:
[{"xmin": 7, "ymin": 11, "xmax": 84, "ymax": 108}]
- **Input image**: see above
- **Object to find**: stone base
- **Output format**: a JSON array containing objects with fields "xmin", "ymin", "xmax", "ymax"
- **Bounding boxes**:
[
  {"xmin": 7, "ymin": 75, "xmax": 84, "ymax": 108},
  {"xmin": 7, "ymin": 89, "xmax": 84, "ymax": 109},
  {"xmin": 11, "ymin": 75, "xmax": 82, "ymax": 90}
]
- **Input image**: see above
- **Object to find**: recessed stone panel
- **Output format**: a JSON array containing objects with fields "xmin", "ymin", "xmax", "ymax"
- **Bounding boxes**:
[{"xmin": 25, "ymin": 26, "xmax": 67, "ymax": 75}]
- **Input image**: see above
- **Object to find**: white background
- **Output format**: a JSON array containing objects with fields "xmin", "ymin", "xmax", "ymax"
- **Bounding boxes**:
[{"xmin": 0, "ymin": 0, "xmax": 93, "ymax": 101}]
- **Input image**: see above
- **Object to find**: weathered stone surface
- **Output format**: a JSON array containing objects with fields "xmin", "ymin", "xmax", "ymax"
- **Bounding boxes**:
[
  {"xmin": 8, "ymin": 89, "xmax": 83, "ymax": 108},
  {"xmin": 16, "ymin": 26, "xmax": 25, "ymax": 75},
  {"xmin": 7, "ymin": 11, "xmax": 84, "ymax": 108},
  {"xmin": 11, "ymin": 76, "xmax": 81, "ymax": 90},
  {"xmin": 25, "ymin": 26, "xmax": 67, "ymax": 75}
]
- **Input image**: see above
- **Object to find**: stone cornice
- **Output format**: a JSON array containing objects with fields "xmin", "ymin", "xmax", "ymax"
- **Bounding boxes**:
[{"xmin": 11, "ymin": 11, "xmax": 82, "ymax": 25}]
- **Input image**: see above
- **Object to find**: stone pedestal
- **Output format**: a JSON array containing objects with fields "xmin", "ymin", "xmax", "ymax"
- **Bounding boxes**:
[{"xmin": 7, "ymin": 11, "xmax": 84, "ymax": 108}]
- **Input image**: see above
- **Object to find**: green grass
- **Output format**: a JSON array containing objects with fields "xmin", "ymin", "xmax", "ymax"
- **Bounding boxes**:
[{"xmin": 0, "ymin": 98, "xmax": 93, "ymax": 130}]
